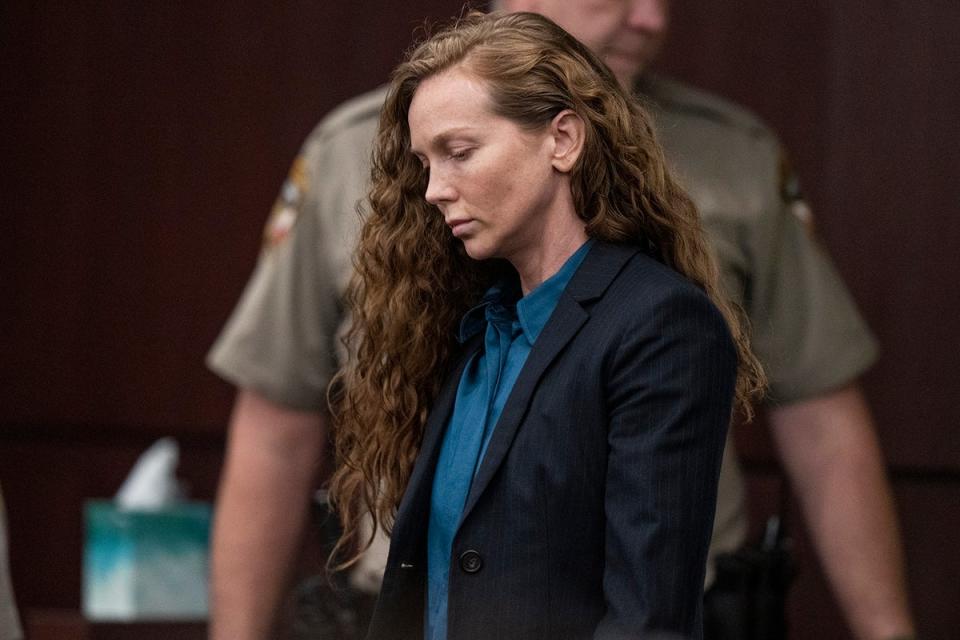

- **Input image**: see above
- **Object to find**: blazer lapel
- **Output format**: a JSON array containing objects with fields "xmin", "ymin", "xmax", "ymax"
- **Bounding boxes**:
[
  {"xmin": 459, "ymin": 241, "xmax": 640, "ymax": 524},
  {"xmin": 389, "ymin": 333, "xmax": 482, "ymax": 564}
]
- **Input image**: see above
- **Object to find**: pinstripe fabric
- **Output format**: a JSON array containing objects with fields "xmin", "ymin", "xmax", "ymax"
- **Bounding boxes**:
[{"xmin": 367, "ymin": 241, "xmax": 737, "ymax": 640}]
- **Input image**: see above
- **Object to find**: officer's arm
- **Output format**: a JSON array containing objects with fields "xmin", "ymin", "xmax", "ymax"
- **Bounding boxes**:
[
  {"xmin": 209, "ymin": 388, "xmax": 324, "ymax": 640},
  {"xmin": 769, "ymin": 382, "xmax": 916, "ymax": 640}
]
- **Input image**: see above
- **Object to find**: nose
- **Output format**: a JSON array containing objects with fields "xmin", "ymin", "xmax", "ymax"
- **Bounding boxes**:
[
  {"xmin": 627, "ymin": 0, "xmax": 670, "ymax": 34},
  {"xmin": 424, "ymin": 168, "xmax": 455, "ymax": 206}
]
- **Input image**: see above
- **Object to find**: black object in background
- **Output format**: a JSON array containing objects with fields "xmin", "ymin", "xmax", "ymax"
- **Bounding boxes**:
[
  {"xmin": 704, "ymin": 514, "xmax": 796, "ymax": 640},
  {"xmin": 288, "ymin": 490, "xmax": 377, "ymax": 640}
]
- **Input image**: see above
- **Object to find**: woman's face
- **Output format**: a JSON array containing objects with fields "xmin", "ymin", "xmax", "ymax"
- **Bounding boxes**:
[{"xmin": 408, "ymin": 68, "xmax": 567, "ymax": 264}]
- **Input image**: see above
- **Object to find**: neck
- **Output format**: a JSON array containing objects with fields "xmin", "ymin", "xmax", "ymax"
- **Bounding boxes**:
[{"xmin": 510, "ymin": 221, "xmax": 588, "ymax": 295}]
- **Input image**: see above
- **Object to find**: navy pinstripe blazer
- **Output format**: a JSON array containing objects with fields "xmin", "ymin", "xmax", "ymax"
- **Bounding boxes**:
[{"xmin": 366, "ymin": 241, "xmax": 737, "ymax": 640}]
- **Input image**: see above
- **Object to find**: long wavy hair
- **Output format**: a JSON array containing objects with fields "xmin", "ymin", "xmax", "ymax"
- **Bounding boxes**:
[{"xmin": 328, "ymin": 11, "xmax": 765, "ymax": 568}]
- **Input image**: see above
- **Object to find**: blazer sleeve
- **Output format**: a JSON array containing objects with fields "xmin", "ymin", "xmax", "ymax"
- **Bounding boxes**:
[{"xmin": 594, "ymin": 286, "xmax": 737, "ymax": 640}]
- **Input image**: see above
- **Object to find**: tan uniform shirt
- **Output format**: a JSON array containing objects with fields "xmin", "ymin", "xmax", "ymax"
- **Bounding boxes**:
[{"xmin": 208, "ymin": 76, "xmax": 877, "ymax": 583}]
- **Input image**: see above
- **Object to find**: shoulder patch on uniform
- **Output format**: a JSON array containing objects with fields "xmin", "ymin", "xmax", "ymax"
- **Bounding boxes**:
[
  {"xmin": 779, "ymin": 150, "xmax": 817, "ymax": 236},
  {"xmin": 263, "ymin": 154, "xmax": 309, "ymax": 250}
]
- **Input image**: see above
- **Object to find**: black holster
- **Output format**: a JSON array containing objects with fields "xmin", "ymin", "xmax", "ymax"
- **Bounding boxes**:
[{"xmin": 704, "ymin": 516, "xmax": 795, "ymax": 640}]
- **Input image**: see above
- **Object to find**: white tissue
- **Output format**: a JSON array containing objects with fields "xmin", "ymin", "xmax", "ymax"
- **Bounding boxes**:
[{"xmin": 114, "ymin": 438, "xmax": 182, "ymax": 510}]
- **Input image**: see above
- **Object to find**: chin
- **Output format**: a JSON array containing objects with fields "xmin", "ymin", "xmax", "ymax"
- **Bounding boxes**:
[
  {"xmin": 462, "ymin": 245, "xmax": 491, "ymax": 261},
  {"xmin": 461, "ymin": 239, "xmax": 496, "ymax": 262}
]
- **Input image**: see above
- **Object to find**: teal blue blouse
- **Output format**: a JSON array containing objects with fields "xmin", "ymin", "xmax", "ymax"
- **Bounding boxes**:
[{"xmin": 426, "ymin": 239, "xmax": 593, "ymax": 640}]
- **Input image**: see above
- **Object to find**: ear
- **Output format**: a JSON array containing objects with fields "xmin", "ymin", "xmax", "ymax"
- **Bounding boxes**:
[{"xmin": 549, "ymin": 109, "xmax": 585, "ymax": 173}]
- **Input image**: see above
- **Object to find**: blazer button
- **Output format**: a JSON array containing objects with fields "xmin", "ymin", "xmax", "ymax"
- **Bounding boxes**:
[{"xmin": 458, "ymin": 549, "xmax": 483, "ymax": 574}]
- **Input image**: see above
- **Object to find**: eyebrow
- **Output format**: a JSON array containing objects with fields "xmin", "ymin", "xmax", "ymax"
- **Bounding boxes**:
[{"xmin": 410, "ymin": 126, "xmax": 478, "ymax": 155}]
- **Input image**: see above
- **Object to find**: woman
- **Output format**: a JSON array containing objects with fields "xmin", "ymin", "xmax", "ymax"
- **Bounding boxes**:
[{"xmin": 329, "ymin": 11, "xmax": 764, "ymax": 640}]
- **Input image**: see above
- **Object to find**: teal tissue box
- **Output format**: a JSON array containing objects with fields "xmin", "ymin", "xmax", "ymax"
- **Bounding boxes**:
[{"xmin": 83, "ymin": 500, "xmax": 211, "ymax": 620}]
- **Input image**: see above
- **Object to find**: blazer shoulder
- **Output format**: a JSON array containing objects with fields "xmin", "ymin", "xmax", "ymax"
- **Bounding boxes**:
[
  {"xmin": 604, "ymin": 251, "xmax": 735, "ymax": 346},
  {"xmin": 613, "ymin": 250, "xmax": 709, "ymax": 303}
]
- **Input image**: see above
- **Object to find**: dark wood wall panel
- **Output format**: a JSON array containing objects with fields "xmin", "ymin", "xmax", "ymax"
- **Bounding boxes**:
[
  {"xmin": 1, "ymin": 0, "xmax": 456, "ymax": 432},
  {"xmin": 2, "ymin": 1, "xmax": 958, "ymax": 637},
  {"xmin": 894, "ymin": 480, "xmax": 960, "ymax": 637}
]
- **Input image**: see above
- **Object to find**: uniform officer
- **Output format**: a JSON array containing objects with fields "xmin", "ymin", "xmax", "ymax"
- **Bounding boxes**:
[{"xmin": 207, "ymin": 1, "xmax": 916, "ymax": 638}]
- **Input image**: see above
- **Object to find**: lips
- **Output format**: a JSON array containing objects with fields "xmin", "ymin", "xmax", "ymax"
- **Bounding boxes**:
[{"xmin": 446, "ymin": 218, "xmax": 473, "ymax": 237}]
